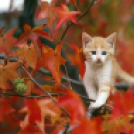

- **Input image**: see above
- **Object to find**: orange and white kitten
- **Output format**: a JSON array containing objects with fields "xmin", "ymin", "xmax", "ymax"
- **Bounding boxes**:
[{"xmin": 82, "ymin": 32, "xmax": 134, "ymax": 109}]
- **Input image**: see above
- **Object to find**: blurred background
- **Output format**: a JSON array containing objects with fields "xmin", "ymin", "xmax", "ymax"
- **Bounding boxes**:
[
  {"xmin": 0, "ymin": 0, "xmax": 23, "ymax": 29},
  {"xmin": 0, "ymin": 0, "xmax": 48, "ymax": 30}
]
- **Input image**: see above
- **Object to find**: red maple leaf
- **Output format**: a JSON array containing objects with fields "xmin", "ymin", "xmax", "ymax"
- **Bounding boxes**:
[
  {"xmin": 36, "ymin": 43, "xmax": 66, "ymax": 83},
  {"xmin": 19, "ymin": 99, "xmax": 42, "ymax": 132},
  {"xmin": 71, "ymin": 44, "xmax": 86, "ymax": 79},
  {"xmin": 19, "ymin": 98, "xmax": 58, "ymax": 133},
  {"xmin": 16, "ymin": 24, "xmax": 48, "ymax": 54},
  {"xmin": 27, "ymin": 99, "xmax": 42, "ymax": 124},
  {"xmin": 111, "ymin": 89, "xmax": 134, "ymax": 119},
  {"xmin": 56, "ymin": 88, "xmax": 86, "ymax": 124},
  {"xmin": 51, "ymin": 4, "xmax": 81, "ymax": 31},
  {"xmin": 0, "ymin": 98, "xmax": 14, "ymax": 122}
]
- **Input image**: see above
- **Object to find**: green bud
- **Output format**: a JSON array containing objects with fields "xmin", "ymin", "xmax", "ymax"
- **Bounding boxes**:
[
  {"xmin": 15, "ymin": 83, "xmax": 27, "ymax": 95},
  {"xmin": 13, "ymin": 78, "xmax": 24, "ymax": 87}
]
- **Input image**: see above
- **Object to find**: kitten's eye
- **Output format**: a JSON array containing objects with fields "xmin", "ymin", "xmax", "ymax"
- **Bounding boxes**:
[
  {"xmin": 102, "ymin": 51, "xmax": 107, "ymax": 55},
  {"xmin": 91, "ymin": 51, "xmax": 96, "ymax": 55}
]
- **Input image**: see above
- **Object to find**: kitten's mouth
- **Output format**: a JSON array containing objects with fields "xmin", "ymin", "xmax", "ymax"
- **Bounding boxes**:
[{"xmin": 96, "ymin": 61, "xmax": 103, "ymax": 64}]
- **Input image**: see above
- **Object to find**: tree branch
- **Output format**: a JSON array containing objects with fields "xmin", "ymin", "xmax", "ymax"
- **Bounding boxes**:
[
  {"xmin": 60, "ymin": 0, "xmax": 96, "ymax": 42},
  {"xmin": 38, "ymin": 68, "xmax": 130, "ymax": 90},
  {"xmin": 0, "ymin": 55, "xmax": 130, "ymax": 90},
  {"xmin": 0, "ymin": 91, "xmax": 65, "ymax": 99}
]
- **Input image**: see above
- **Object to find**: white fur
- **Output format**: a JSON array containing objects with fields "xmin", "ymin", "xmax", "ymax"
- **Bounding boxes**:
[{"xmin": 83, "ymin": 58, "xmax": 112, "ymax": 109}]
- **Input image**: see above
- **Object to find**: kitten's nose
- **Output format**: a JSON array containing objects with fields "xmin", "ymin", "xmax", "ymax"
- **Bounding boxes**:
[{"xmin": 97, "ymin": 58, "xmax": 101, "ymax": 62}]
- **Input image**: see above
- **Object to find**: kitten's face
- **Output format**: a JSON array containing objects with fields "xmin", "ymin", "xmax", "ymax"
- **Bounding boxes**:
[{"xmin": 82, "ymin": 32, "xmax": 116, "ymax": 65}]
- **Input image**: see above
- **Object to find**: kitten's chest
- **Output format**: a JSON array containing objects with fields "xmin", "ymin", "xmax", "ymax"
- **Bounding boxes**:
[
  {"xmin": 86, "ymin": 65, "xmax": 103, "ymax": 82},
  {"xmin": 84, "ymin": 61, "xmax": 112, "ymax": 83}
]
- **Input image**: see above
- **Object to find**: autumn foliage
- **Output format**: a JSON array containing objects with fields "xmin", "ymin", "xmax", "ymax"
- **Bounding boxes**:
[{"xmin": 0, "ymin": 0, "xmax": 134, "ymax": 134}]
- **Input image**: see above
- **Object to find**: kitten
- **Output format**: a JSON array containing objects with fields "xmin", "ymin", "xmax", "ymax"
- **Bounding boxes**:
[{"xmin": 82, "ymin": 32, "xmax": 134, "ymax": 109}]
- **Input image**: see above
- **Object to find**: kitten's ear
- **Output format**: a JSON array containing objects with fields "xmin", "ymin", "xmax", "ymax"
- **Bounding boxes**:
[
  {"xmin": 106, "ymin": 32, "xmax": 116, "ymax": 48},
  {"xmin": 82, "ymin": 32, "xmax": 92, "ymax": 48}
]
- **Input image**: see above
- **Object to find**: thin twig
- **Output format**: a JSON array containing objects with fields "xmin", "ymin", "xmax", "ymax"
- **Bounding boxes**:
[
  {"xmin": 77, "ymin": 0, "xmax": 96, "ymax": 21},
  {"xmin": 20, "ymin": 65, "xmax": 69, "ymax": 116},
  {"xmin": 21, "ymin": 65, "xmax": 54, "ymax": 100},
  {"xmin": 0, "ymin": 91, "xmax": 65, "ymax": 98},
  {"xmin": 35, "ymin": 76, "xmax": 95, "ymax": 102},
  {"xmin": 60, "ymin": 0, "xmax": 96, "ymax": 42}
]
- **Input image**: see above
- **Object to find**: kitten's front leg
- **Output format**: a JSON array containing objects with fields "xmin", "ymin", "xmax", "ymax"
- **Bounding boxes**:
[
  {"xmin": 83, "ymin": 79, "xmax": 97, "ymax": 101},
  {"xmin": 89, "ymin": 83, "xmax": 111, "ymax": 109},
  {"xmin": 83, "ymin": 78, "xmax": 97, "ymax": 118}
]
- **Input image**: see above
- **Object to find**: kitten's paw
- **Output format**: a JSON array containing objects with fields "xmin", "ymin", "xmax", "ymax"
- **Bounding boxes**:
[
  {"xmin": 86, "ymin": 109, "xmax": 95, "ymax": 119},
  {"xmin": 89, "ymin": 102, "xmax": 103, "ymax": 110}
]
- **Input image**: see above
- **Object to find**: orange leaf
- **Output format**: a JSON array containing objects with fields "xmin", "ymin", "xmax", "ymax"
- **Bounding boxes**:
[
  {"xmin": 71, "ymin": 44, "xmax": 86, "ymax": 79},
  {"xmin": 0, "ymin": 62, "xmax": 19, "ymax": 90},
  {"xmin": 13, "ymin": 43, "xmax": 38, "ymax": 69},
  {"xmin": 103, "ymin": 117, "xmax": 131, "ymax": 134},
  {"xmin": 51, "ymin": 4, "xmax": 81, "ymax": 31}
]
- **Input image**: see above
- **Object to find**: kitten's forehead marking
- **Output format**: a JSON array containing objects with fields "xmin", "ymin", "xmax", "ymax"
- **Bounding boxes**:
[{"xmin": 96, "ymin": 44, "xmax": 101, "ymax": 55}]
